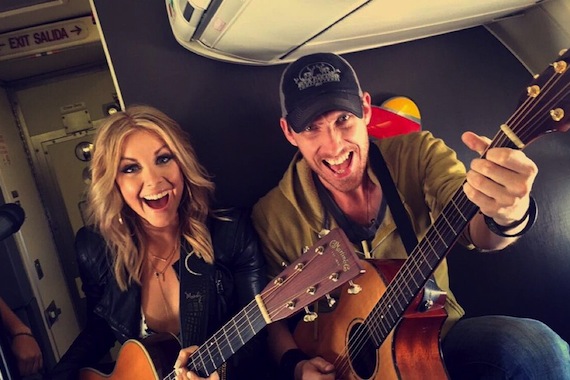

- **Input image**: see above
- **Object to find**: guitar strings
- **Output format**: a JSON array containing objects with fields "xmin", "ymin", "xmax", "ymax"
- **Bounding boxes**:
[
  {"xmin": 164, "ymin": 64, "xmax": 570, "ymax": 379},
  {"xmin": 335, "ymin": 65, "xmax": 570, "ymax": 377},
  {"xmin": 339, "ymin": 63, "xmax": 570, "ymax": 377},
  {"xmin": 164, "ymin": 249, "xmax": 335, "ymax": 379},
  {"xmin": 332, "ymin": 61, "xmax": 570, "ymax": 378}
]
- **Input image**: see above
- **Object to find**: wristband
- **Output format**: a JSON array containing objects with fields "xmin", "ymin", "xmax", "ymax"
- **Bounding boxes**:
[
  {"xmin": 12, "ymin": 332, "xmax": 34, "ymax": 339},
  {"xmin": 280, "ymin": 348, "xmax": 310, "ymax": 380},
  {"xmin": 484, "ymin": 196, "xmax": 537, "ymax": 238}
]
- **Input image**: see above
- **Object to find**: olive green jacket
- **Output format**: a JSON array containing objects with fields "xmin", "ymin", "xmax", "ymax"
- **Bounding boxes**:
[{"xmin": 252, "ymin": 131, "xmax": 473, "ymax": 334}]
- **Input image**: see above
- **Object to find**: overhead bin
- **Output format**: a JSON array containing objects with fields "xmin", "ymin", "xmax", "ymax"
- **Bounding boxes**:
[{"xmin": 165, "ymin": 0, "xmax": 542, "ymax": 65}]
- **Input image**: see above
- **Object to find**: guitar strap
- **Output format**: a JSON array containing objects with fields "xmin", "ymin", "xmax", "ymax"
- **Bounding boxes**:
[
  {"xmin": 178, "ymin": 242, "xmax": 216, "ymax": 348},
  {"xmin": 315, "ymin": 140, "xmax": 444, "ymax": 311},
  {"xmin": 368, "ymin": 141, "xmax": 419, "ymax": 253},
  {"xmin": 314, "ymin": 140, "xmax": 418, "ymax": 254},
  {"xmin": 368, "ymin": 141, "xmax": 445, "ymax": 311}
]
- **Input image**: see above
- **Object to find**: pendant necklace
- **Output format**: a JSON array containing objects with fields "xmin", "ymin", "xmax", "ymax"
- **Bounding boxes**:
[
  {"xmin": 147, "ymin": 243, "xmax": 178, "ymax": 321},
  {"xmin": 148, "ymin": 243, "xmax": 178, "ymax": 281}
]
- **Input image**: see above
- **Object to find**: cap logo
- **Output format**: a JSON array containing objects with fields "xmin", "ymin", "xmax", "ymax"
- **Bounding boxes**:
[{"xmin": 294, "ymin": 62, "xmax": 341, "ymax": 90}]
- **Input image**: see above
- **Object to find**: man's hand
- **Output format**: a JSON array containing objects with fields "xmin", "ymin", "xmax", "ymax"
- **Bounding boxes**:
[
  {"xmin": 295, "ymin": 357, "xmax": 335, "ymax": 380},
  {"xmin": 461, "ymin": 131, "xmax": 538, "ymax": 225},
  {"xmin": 461, "ymin": 131, "xmax": 538, "ymax": 250}
]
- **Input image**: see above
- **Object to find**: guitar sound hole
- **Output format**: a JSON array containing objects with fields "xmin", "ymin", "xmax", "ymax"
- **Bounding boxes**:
[{"xmin": 347, "ymin": 322, "xmax": 378, "ymax": 379}]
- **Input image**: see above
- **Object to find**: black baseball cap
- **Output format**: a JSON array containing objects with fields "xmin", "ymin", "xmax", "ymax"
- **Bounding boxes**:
[{"xmin": 279, "ymin": 52, "xmax": 363, "ymax": 133}]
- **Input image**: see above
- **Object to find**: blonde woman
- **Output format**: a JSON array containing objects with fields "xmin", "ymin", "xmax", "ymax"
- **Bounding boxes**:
[{"xmin": 49, "ymin": 105, "xmax": 269, "ymax": 380}]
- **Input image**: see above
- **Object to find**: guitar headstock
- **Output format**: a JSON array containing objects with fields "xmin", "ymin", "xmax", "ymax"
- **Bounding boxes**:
[
  {"xmin": 505, "ymin": 48, "xmax": 570, "ymax": 148},
  {"xmin": 261, "ymin": 228, "xmax": 364, "ymax": 323}
]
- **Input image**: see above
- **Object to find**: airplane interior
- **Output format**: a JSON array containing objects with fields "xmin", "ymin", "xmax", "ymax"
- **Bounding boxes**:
[{"xmin": 0, "ymin": 0, "xmax": 569, "ymax": 378}]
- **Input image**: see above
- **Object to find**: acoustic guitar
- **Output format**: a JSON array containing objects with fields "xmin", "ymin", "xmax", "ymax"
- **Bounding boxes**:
[
  {"xmin": 294, "ymin": 49, "xmax": 570, "ymax": 379},
  {"xmin": 80, "ymin": 228, "xmax": 364, "ymax": 379}
]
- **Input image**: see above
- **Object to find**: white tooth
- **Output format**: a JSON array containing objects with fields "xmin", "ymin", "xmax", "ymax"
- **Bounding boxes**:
[
  {"xmin": 326, "ymin": 151, "xmax": 350, "ymax": 166},
  {"xmin": 144, "ymin": 190, "xmax": 168, "ymax": 201}
]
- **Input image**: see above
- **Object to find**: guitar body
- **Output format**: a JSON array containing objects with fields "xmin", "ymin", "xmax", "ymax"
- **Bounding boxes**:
[
  {"xmin": 79, "ymin": 333, "xmax": 181, "ymax": 380},
  {"xmin": 80, "ymin": 229, "xmax": 364, "ymax": 379},
  {"xmin": 294, "ymin": 259, "xmax": 449, "ymax": 380}
]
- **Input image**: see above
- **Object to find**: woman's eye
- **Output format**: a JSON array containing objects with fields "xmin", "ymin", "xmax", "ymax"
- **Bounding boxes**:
[
  {"xmin": 157, "ymin": 154, "xmax": 173, "ymax": 165},
  {"xmin": 120, "ymin": 164, "xmax": 139, "ymax": 174}
]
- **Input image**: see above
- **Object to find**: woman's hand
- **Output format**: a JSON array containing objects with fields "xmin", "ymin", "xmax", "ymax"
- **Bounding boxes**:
[{"xmin": 174, "ymin": 346, "xmax": 220, "ymax": 380}]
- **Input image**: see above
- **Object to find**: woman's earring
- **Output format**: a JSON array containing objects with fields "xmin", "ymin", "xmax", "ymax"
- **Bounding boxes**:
[{"xmin": 118, "ymin": 214, "xmax": 124, "ymax": 225}]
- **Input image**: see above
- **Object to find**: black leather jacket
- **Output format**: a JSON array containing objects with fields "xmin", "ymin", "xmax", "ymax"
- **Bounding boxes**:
[{"xmin": 49, "ymin": 208, "xmax": 269, "ymax": 379}]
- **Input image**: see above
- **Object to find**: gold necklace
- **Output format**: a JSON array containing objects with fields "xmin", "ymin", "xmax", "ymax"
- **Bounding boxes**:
[
  {"xmin": 146, "ymin": 243, "xmax": 178, "ymax": 323},
  {"xmin": 148, "ymin": 244, "xmax": 177, "ymax": 281}
]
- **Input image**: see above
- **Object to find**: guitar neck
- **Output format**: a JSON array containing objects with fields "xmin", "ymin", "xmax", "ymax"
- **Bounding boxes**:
[
  {"xmin": 367, "ymin": 126, "xmax": 536, "ymax": 344},
  {"xmin": 163, "ymin": 228, "xmax": 363, "ymax": 379},
  {"xmin": 164, "ymin": 299, "xmax": 267, "ymax": 379},
  {"xmin": 370, "ymin": 188, "xmax": 476, "ymax": 340}
]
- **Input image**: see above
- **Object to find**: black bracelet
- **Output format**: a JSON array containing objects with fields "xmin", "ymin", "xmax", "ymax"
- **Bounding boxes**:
[
  {"xmin": 483, "ymin": 196, "xmax": 537, "ymax": 238},
  {"xmin": 12, "ymin": 332, "xmax": 34, "ymax": 339},
  {"xmin": 280, "ymin": 348, "xmax": 310, "ymax": 380}
]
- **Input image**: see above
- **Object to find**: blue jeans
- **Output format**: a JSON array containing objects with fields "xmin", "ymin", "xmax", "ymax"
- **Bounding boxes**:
[{"xmin": 442, "ymin": 315, "xmax": 570, "ymax": 379}]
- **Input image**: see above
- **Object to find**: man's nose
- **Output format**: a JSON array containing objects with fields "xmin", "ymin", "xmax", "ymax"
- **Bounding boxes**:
[{"xmin": 323, "ymin": 126, "xmax": 344, "ymax": 153}]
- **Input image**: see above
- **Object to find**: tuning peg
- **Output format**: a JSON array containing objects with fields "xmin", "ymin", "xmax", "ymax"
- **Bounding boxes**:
[
  {"xmin": 318, "ymin": 229, "xmax": 330, "ymax": 238},
  {"xmin": 553, "ymin": 60, "xmax": 568, "ymax": 74},
  {"xmin": 294, "ymin": 263, "xmax": 305, "ymax": 271},
  {"xmin": 273, "ymin": 277, "xmax": 284, "ymax": 286},
  {"xmin": 286, "ymin": 301, "xmax": 296, "ymax": 310},
  {"xmin": 303, "ymin": 306, "xmax": 318, "ymax": 322},
  {"xmin": 306, "ymin": 286, "xmax": 316, "ymax": 295},
  {"xmin": 347, "ymin": 280, "xmax": 362, "ymax": 295},
  {"xmin": 329, "ymin": 272, "xmax": 339, "ymax": 282},
  {"xmin": 301, "ymin": 246, "xmax": 309, "ymax": 254},
  {"xmin": 325, "ymin": 294, "xmax": 336, "ymax": 307},
  {"xmin": 527, "ymin": 85, "xmax": 540, "ymax": 98},
  {"xmin": 559, "ymin": 48, "xmax": 568, "ymax": 57},
  {"xmin": 550, "ymin": 108, "xmax": 565, "ymax": 121},
  {"xmin": 280, "ymin": 261, "xmax": 288, "ymax": 267}
]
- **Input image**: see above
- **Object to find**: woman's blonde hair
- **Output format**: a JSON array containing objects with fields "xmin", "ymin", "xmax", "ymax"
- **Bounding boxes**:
[{"xmin": 87, "ymin": 105, "xmax": 215, "ymax": 290}]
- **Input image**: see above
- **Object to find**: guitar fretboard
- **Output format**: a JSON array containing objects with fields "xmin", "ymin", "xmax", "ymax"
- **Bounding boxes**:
[
  {"xmin": 366, "ymin": 129, "xmax": 520, "ymax": 346},
  {"xmin": 164, "ymin": 300, "xmax": 267, "ymax": 379}
]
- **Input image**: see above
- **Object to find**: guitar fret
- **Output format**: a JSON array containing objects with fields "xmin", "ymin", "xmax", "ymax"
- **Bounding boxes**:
[
  {"xmin": 438, "ymin": 211, "xmax": 457, "ymax": 235},
  {"xmin": 232, "ymin": 316, "xmax": 245, "ymax": 345},
  {"xmin": 196, "ymin": 348, "xmax": 207, "ymax": 375},
  {"xmin": 432, "ymin": 224, "xmax": 449, "ymax": 249},
  {"xmin": 245, "ymin": 309, "xmax": 255, "ymax": 334},
  {"xmin": 450, "ymin": 197, "xmax": 469, "ymax": 222},
  {"xmin": 208, "ymin": 334, "xmax": 220, "ymax": 372},
  {"xmin": 423, "ymin": 235, "xmax": 438, "ymax": 262},
  {"xmin": 411, "ymin": 246, "xmax": 433, "ymax": 274},
  {"xmin": 222, "ymin": 324, "xmax": 235, "ymax": 354}
]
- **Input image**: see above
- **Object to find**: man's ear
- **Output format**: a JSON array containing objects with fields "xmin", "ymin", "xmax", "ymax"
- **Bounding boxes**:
[
  {"xmin": 361, "ymin": 92, "xmax": 372, "ymax": 126},
  {"xmin": 280, "ymin": 118, "xmax": 298, "ymax": 146}
]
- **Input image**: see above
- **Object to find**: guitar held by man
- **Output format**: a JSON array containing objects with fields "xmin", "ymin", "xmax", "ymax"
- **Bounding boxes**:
[{"xmin": 252, "ymin": 50, "xmax": 570, "ymax": 379}]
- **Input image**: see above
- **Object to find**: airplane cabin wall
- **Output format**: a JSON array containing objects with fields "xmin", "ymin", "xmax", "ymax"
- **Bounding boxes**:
[
  {"xmin": 0, "ymin": 86, "xmax": 80, "ymax": 369},
  {"xmin": 92, "ymin": 0, "xmax": 570, "ymax": 347}
]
